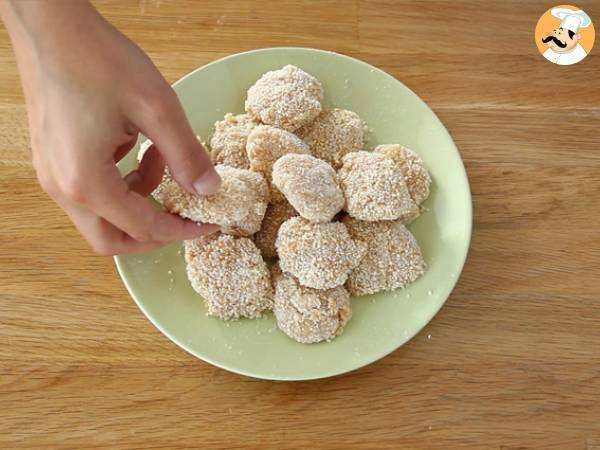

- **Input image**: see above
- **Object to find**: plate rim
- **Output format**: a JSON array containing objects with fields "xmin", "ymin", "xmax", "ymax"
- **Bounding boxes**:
[{"xmin": 114, "ymin": 46, "xmax": 473, "ymax": 381}]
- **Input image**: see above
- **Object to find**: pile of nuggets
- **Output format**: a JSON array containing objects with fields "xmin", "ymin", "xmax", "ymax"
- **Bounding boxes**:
[{"xmin": 142, "ymin": 65, "xmax": 432, "ymax": 344}]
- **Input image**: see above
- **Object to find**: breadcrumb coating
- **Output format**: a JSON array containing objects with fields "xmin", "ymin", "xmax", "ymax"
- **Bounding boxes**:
[
  {"xmin": 274, "ymin": 272, "xmax": 352, "ymax": 344},
  {"xmin": 276, "ymin": 217, "xmax": 367, "ymax": 289},
  {"xmin": 152, "ymin": 165, "xmax": 269, "ymax": 236},
  {"xmin": 184, "ymin": 234, "xmax": 274, "ymax": 320},
  {"xmin": 296, "ymin": 108, "xmax": 364, "ymax": 169},
  {"xmin": 254, "ymin": 200, "xmax": 298, "ymax": 258},
  {"xmin": 270, "ymin": 261, "xmax": 284, "ymax": 288},
  {"xmin": 210, "ymin": 113, "xmax": 259, "ymax": 169},
  {"xmin": 374, "ymin": 144, "xmax": 431, "ymax": 206},
  {"xmin": 272, "ymin": 154, "xmax": 344, "ymax": 223},
  {"xmin": 338, "ymin": 151, "xmax": 418, "ymax": 222},
  {"xmin": 245, "ymin": 65, "xmax": 323, "ymax": 131},
  {"xmin": 343, "ymin": 217, "xmax": 425, "ymax": 296},
  {"xmin": 246, "ymin": 125, "xmax": 310, "ymax": 202}
]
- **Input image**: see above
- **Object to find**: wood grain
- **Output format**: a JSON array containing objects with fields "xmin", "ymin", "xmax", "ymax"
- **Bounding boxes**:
[{"xmin": 1, "ymin": 1, "xmax": 600, "ymax": 448}]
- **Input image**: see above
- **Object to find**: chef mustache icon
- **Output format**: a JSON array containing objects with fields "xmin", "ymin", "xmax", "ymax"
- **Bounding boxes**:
[{"xmin": 542, "ymin": 35, "xmax": 567, "ymax": 48}]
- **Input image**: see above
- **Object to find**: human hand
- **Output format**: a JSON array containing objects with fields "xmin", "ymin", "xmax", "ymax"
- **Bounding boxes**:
[{"xmin": 0, "ymin": 1, "xmax": 221, "ymax": 255}]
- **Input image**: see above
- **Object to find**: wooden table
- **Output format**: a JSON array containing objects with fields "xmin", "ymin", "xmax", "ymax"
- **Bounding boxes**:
[{"xmin": 2, "ymin": 1, "xmax": 599, "ymax": 448}]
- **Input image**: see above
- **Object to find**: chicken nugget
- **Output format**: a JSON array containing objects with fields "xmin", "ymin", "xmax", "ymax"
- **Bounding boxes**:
[
  {"xmin": 338, "ymin": 151, "xmax": 418, "ymax": 222},
  {"xmin": 184, "ymin": 234, "xmax": 273, "ymax": 320},
  {"xmin": 153, "ymin": 165, "xmax": 269, "ymax": 236},
  {"xmin": 246, "ymin": 125, "xmax": 310, "ymax": 202},
  {"xmin": 276, "ymin": 217, "xmax": 366, "ymax": 289},
  {"xmin": 374, "ymin": 144, "xmax": 431, "ymax": 206},
  {"xmin": 254, "ymin": 200, "xmax": 298, "ymax": 258},
  {"xmin": 343, "ymin": 217, "xmax": 425, "ymax": 296},
  {"xmin": 274, "ymin": 272, "xmax": 352, "ymax": 344},
  {"xmin": 245, "ymin": 65, "xmax": 323, "ymax": 131},
  {"xmin": 296, "ymin": 108, "xmax": 364, "ymax": 169},
  {"xmin": 210, "ymin": 113, "xmax": 260, "ymax": 169},
  {"xmin": 272, "ymin": 154, "xmax": 343, "ymax": 223}
]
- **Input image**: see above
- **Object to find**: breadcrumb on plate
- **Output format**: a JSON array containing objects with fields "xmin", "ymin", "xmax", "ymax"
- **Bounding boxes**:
[
  {"xmin": 272, "ymin": 154, "xmax": 344, "ymax": 223},
  {"xmin": 153, "ymin": 165, "xmax": 269, "ymax": 236},
  {"xmin": 274, "ymin": 272, "xmax": 352, "ymax": 344},
  {"xmin": 245, "ymin": 65, "xmax": 323, "ymax": 131},
  {"xmin": 210, "ymin": 113, "xmax": 259, "ymax": 169},
  {"xmin": 184, "ymin": 234, "xmax": 273, "ymax": 320},
  {"xmin": 343, "ymin": 217, "xmax": 425, "ymax": 296},
  {"xmin": 246, "ymin": 125, "xmax": 310, "ymax": 202},
  {"xmin": 296, "ymin": 108, "xmax": 364, "ymax": 169},
  {"xmin": 338, "ymin": 151, "xmax": 418, "ymax": 222},
  {"xmin": 276, "ymin": 217, "xmax": 367, "ymax": 289}
]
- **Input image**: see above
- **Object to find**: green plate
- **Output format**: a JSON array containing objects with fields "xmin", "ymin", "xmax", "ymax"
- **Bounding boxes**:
[{"xmin": 114, "ymin": 47, "xmax": 472, "ymax": 380}]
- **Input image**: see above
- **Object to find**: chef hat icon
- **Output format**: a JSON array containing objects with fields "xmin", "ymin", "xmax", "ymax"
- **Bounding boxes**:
[{"xmin": 551, "ymin": 8, "xmax": 592, "ymax": 33}]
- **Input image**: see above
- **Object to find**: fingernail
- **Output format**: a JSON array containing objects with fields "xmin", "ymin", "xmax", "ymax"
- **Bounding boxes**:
[{"xmin": 193, "ymin": 170, "xmax": 221, "ymax": 196}]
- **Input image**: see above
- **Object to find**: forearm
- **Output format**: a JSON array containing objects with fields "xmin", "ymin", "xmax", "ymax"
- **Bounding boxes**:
[
  {"xmin": 1, "ymin": 1, "xmax": 111, "ymax": 79},
  {"xmin": 2, "ymin": 1, "xmax": 220, "ymax": 254},
  {"xmin": 1, "ymin": 0, "xmax": 139, "ymax": 105},
  {"xmin": 1, "ymin": 0, "xmax": 99, "ymax": 43}
]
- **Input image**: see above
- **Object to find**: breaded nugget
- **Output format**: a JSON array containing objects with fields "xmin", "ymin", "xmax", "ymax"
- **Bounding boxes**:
[
  {"xmin": 343, "ymin": 217, "xmax": 425, "ymax": 296},
  {"xmin": 274, "ymin": 272, "xmax": 352, "ymax": 344},
  {"xmin": 210, "ymin": 113, "xmax": 259, "ymax": 169},
  {"xmin": 254, "ymin": 200, "xmax": 298, "ymax": 258},
  {"xmin": 374, "ymin": 144, "xmax": 431, "ymax": 205},
  {"xmin": 153, "ymin": 165, "xmax": 269, "ymax": 236},
  {"xmin": 184, "ymin": 234, "xmax": 273, "ymax": 320},
  {"xmin": 338, "ymin": 151, "xmax": 418, "ymax": 222},
  {"xmin": 296, "ymin": 108, "xmax": 364, "ymax": 169},
  {"xmin": 246, "ymin": 125, "xmax": 310, "ymax": 202},
  {"xmin": 276, "ymin": 217, "xmax": 367, "ymax": 289},
  {"xmin": 245, "ymin": 65, "xmax": 323, "ymax": 131},
  {"xmin": 272, "ymin": 154, "xmax": 344, "ymax": 223}
]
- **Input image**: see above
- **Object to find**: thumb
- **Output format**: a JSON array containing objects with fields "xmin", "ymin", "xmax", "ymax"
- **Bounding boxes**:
[{"xmin": 133, "ymin": 89, "xmax": 221, "ymax": 196}]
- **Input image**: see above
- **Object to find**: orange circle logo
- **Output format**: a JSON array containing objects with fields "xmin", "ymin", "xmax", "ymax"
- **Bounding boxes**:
[{"xmin": 535, "ymin": 5, "xmax": 595, "ymax": 65}]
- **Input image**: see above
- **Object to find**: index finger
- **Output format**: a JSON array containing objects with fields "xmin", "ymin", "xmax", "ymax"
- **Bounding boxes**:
[{"xmin": 85, "ymin": 162, "xmax": 218, "ymax": 243}]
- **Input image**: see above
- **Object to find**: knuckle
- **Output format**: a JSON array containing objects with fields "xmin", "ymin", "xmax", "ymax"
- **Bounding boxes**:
[
  {"xmin": 58, "ymin": 169, "xmax": 89, "ymax": 203},
  {"xmin": 139, "ymin": 85, "xmax": 178, "ymax": 123},
  {"xmin": 151, "ymin": 212, "xmax": 178, "ymax": 242},
  {"xmin": 131, "ymin": 229, "xmax": 153, "ymax": 243},
  {"xmin": 130, "ymin": 218, "xmax": 155, "ymax": 243}
]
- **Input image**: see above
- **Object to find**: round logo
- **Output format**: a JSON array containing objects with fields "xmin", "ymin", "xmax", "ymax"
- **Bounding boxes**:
[{"xmin": 535, "ymin": 5, "xmax": 595, "ymax": 65}]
